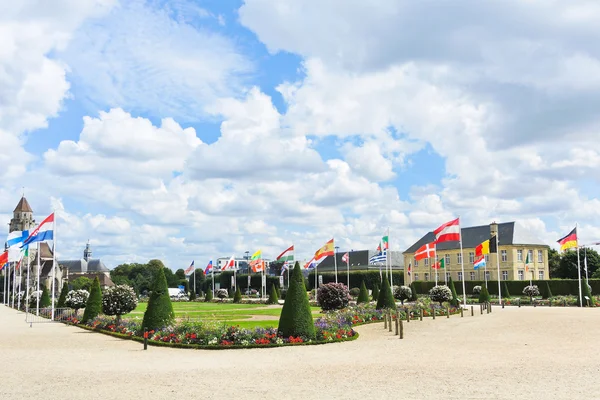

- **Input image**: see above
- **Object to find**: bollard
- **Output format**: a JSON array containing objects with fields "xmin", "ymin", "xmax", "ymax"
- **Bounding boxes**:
[
  {"xmin": 405, "ymin": 308, "xmax": 410, "ymax": 323},
  {"xmin": 395, "ymin": 313, "xmax": 399, "ymax": 335},
  {"xmin": 384, "ymin": 313, "xmax": 388, "ymax": 329},
  {"xmin": 460, "ymin": 307, "xmax": 464, "ymax": 317},
  {"xmin": 447, "ymin": 306, "xmax": 450, "ymax": 318},
  {"xmin": 518, "ymin": 299, "xmax": 521, "ymax": 308},
  {"xmin": 143, "ymin": 328, "xmax": 148, "ymax": 350},
  {"xmin": 502, "ymin": 301, "xmax": 505, "ymax": 309},
  {"xmin": 388, "ymin": 311, "xmax": 393, "ymax": 332},
  {"xmin": 549, "ymin": 300, "xmax": 551, "ymax": 307},
  {"xmin": 490, "ymin": 303, "xmax": 492, "ymax": 313},
  {"xmin": 420, "ymin": 309, "xmax": 423, "ymax": 321},
  {"xmin": 432, "ymin": 308, "xmax": 436, "ymax": 320},
  {"xmin": 534, "ymin": 300, "xmax": 536, "ymax": 308},
  {"xmin": 563, "ymin": 300, "xmax": 566, "ymax": 307},
  {"xmin": 480, "ymin": 304, "xmax": 483, "ymax": 314},
  {"xmin": 471, "ymin": 306, "xmax": 474, "ymax": 316},
  {"xmin": 487, "ymin": 303, "xmax": 490, "ymax": 314},
  {"xmin": 399, "ymin": 319, "xmax": 404, "ymax": 339}
]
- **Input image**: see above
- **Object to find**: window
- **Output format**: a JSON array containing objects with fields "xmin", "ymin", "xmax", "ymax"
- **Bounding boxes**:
[
  {"xmin": 469, "ymin": 252, "xmax": 474, "ymax": 263},
  {"xmin": 502, "ymin": 271, "xmax": 508, "ymax": 280},
  {"xmin": 424, "ymin": 258, "xmax": 429, "ymax": 266},
  {"xmin": 501, "ymin": 250, "xmax": 507, "ymax": 262},
  {"xmin": 485, "ymin": 271, "xmax": 491, "ymax": 281},
  {"xmin": 538, "ymin": 250, "xmax": 543, "ymax": 263},
  {"xmin": 485, "ymin": 254, "xmax": 489, "ymax": 262},
  {"xmin": 424, "ymin": 273, "xmax": 429, "ymax": 281},
  {"xmin": 458, "ymin": 272, "xmax": 463, "ymax": 281},
  {"xmin": 457, "ymin": 253, "xmax": 463, "ymax": 263},
  {"xmin": 445, "ymin": 254, "xmax": 451, "ymax": 265},
  {"xmin": 517, "ymin": 249, "xmax": 523, "ymax": 261},
  {"xmin": 518, "ymin": 270, "xmax": 524, "ymax": 280},
  {"xmin": 446, "ymin": 272, "xmax": 451, "ymax": 281},
  {"xmin": 414, "ymin": 258, "xmax": 418, "ymax": 267},
  {"xmin": 528, "ymin": 250, "xmax": 533, "ymax": 263},
  {"xmin": 414, "ymin": 273, "xmax": 419, "ymax": 281},
  {"xmin": 435, "ymin": 254, "xmax": 439, "ymax": 263},
  {"xmin": 538, "ymin": 270, "xmax": 544, "ymax": 280},
  {"xmin": 470, "ymin": 272, "xmax": 475, "ymax": 281}
]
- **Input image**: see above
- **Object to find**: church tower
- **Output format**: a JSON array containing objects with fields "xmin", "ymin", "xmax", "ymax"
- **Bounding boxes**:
[
  {"xmin": 9, "ymin": 196, "xmax": 36, "ymax": 233},
  {"xmin": 83, "ymin": 240, "xmax": 92, "ymax": 261}
]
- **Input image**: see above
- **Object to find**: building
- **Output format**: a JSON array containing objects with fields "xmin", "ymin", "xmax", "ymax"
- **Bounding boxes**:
[
  {"xmin": 403, "ymin": 222, "xmax": 549, "ymax": 283},
  {"xmin": 59, "ymin": 241, "xmax": 114, "ymax": 288}
]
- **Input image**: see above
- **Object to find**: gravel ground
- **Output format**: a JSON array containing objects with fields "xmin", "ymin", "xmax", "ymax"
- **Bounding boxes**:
[{"xmin": 1, "ymin": 305, "xmax": 599, "ymax": 400}]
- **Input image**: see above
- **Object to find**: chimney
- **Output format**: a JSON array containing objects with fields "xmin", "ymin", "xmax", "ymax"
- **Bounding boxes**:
[{"xmin": 490, "ymin": 221, "xmax": 498, "ymax": 238}]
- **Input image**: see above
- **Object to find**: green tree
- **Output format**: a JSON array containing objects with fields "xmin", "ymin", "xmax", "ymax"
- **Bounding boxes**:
[
  {"xmin": 502, "ymin": 281, "xmax": 511, "ymax": 298},
  {"xmin": 205, "ymin": 289, "xmax": 213, "ymax": 302},
  {"xmin": 142, "ymin": 267, "xmax": 175, "ymax": 330},
  {"xmin": 189, "ymin": 289, "xmax": 196, "ymax": 301},
  {"xmin": 267, "ymin": 284, "xmax": 279, "ymax": 304},
  {"xmin": 233, "ymin": 286, "xmax": 242, "ymax": 303},
  {"xmin": 56, "ymin": 284, "xmax": 69, "ymax": 308},
  {"xmin": 557, "ymin": 249, "xmax": 600, "ymax": 279},
  {"xmin": 189, "ymin": 269, "xmax": 206, "ymax": 295},
  {"xmin": 39, "ymin": 286, "xmax": 51, "ymax": 308},
  {"xmin": 376, "ymin": 276, "xmax": 396, "ymax": 310},
  {"xmin": 582, "ymin": 282, "xmax": 593, "ymax": 307},
  {"xmin": 278, "ymin": 262, "xmax": 315, "ymax": 339},
  {"xmin": 82, "ymin": 277, "xmax": 102, "ymax": 322},
  {"xmin": 448, "ymin": 277, "xmax": 459, "ymax": 307},
  {"xmin": 357, "ymin": 281, "xmax": 369, "ymax": 304},
  {"xmin": 548, "ymin": 248, "xmax": 561, "ymax": 278},
  {"xmin": 175, "ymin": 268, "xmax": 186, "ymax": 280},
  {"xmin": 70, "ymin": 276, "xmax": 93, "ymax": 292},
  {"xmin": 371, "ymin": 284, "xmax": 380, "ymax": 301},
  {"xmin": 478, "ymin": 284, "xmax": 491, "ymax": 303}
]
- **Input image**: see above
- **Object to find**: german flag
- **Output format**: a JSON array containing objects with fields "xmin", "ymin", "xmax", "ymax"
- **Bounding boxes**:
[{"xmin": 557, "ymin": 228, "xmax": 578, "ymax": 252}]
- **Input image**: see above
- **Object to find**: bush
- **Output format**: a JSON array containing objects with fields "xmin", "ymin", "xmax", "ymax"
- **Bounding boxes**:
[
  {"xmin": 142, "ymin": 268, "xmax": 175, "ymax": 330},
  {"xmin": 371, "ymin": 284, "xmax": 380, "ymax": 301},
  {"xmin": 582, "ymin": 283, "xmax": 593, "ymax": 307},
  {"xmin": 317, "ymin": 283, "xmax": 350, "ymax": 311},
  {"xmin": 376, "ymin": 276, "xmax": 396, "ymax": 309},
  {"xmin": 541, "ymin": 281, "xmax": 553, "ymax": 299},
  {"xmin": 429, "ymin": 285, "xmax": 452, "ymax": 305},
  {"xmin": 39, "ymin": 286, "xmax": 51, "ymax": 308},
  {"xmin": 65, "ymin": 289, "xmax": 89, "ymax": 311},
  {"xmin": 523, "ymin": 285, "xmax": 540, "ymax": 298},
  {"xmin": 280, "ymin": 289, "xmax": 287, "ymax": 300},
  {"xmin": 278, "ymin": 262, "xmax": 316, "ymax": 339},
  {"xmin": 393, "ymin": 286, "xmax": 412, "ymax": 305},
  {"xmin": 478, "ymin": 285, "xmax": 491, "ymax": 303},
  {"xmin": 502, "ymin": 281, "xmax": 511, "ymax": 298},
  {"xmin": 409, "ymin": 282, "xmax": 418, "ymax": 301},
  {"xmin": 102, "ymin": 285, "xmax": 138, "ymax": 324},
  {"xmin": 448, "ymin": 277, "xmax": 459, "ymax": 307},
  {"xmin": 267, "ymin": 284, "xmax": 279, "ymax": 304},
  {"xmin": 205, "ymin": 290, "xmax": 213, "ymax": 302},
  {"xmin": 349, "ymin": 287, "xmax": 361, "ymax": 297},
  {"xmin": 307, "ymin": 270, "xmax": 403, "ymax": 290},
  {"xmin": 189, "ymin": 290, "xmax": 196, "ymax": 301},
  {"xmin": 357, "ymin": 281, "xmax": 369, "ymax": 304},
  {"xmin": 82, "ymin": 277, "xmax": 102, "ymax": 322},
  {"xmin": 472, "ymin": 285, "xmax": 482, "ymax": 295},
  {"xmin": 233, "ymin": 287, "xmax": 242, "ymax": 303},
  {"xmin": 57, "ymin": 284, "xmax": 69, "ymax": 308},
  {"xmin": 215, "ymin": 289, "xmax": 228, "ymax": 299}
]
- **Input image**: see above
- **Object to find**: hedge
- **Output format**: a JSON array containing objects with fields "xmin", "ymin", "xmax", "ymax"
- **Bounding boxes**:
[
  {"xmin": 409, "ymin": 279, "xmax": 600, "ymax": 297},
  {"xmin": 307, "ymin": 271, "xmax": 404, "ymax": 290},
  {"xmin": 216, "ymin": 271, "xmax": 280, "ymax": 292}
]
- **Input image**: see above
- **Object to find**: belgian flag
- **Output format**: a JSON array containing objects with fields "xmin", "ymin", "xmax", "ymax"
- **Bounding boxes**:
[
  {"xmin": 476, "ymin": 235, "xmax": 497, "ymax": 256},
  {"xmin": 557, "ymin": 228, "xmax": 578, "ymax": 252}
]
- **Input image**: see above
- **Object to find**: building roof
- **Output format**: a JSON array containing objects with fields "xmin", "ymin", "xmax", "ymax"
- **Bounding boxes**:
[
  {"xmin": 59, "ymin": 258, "xmax": 109, "ymax": 273},
  {"xmin": 403, "ymin": 221, "xmax": 548, "ymax": 254},
  {"xmin": 14, "ymin": 196, "xmax": 33, "ymax": 213}
]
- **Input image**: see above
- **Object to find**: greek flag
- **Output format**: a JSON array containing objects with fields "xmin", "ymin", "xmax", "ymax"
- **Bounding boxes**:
[{"xmin": 369, "ymin": 250, "xmax": 387, "ymax": 265}]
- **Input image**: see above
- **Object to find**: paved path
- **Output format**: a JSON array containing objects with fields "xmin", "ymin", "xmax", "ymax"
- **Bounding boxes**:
[{"xmin": 1, "ymin": 305, "xmax": 599, "ymax": 399}]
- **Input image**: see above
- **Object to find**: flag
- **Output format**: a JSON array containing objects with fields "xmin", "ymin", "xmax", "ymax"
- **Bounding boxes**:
[
  {"xmin": 7, "ymin": 230, "xmax": 28, "ymax": 262},
  {"xmin": 184, "ymin": 260, "xmax": 195, "ymax": 275},
  {"xmin": 250, "ymin": 259, "xmax": 265, "ymax": 273},
  {"xmin": 584, "ymin": 252, "xmax": 588, "ymax": 272},
  {"xmin": 473, "ymin": 255, "xmax": 486, "ymax": 270},
  {"xmin": 205, "ymin": 260, "xmax": 213, "ymax": 274},
  {"xmin": 314, "ymin": 239, "xmax": 334, "ymax": 258},
  {"xmin": 376, "ymin": 243, "xmax": 382, "ymax": 252},
  {"xmin": 369, "ymin": 251, "xmax": 387, "ymax": 264},
  {"xmin": 524, "ymin": 251, "xmax": 532, "ymax": 272},
  {"xmin": 475, "ymin": 240, "xmax": 490, "ymax": 257},
  {"xmin": 276, "ymin": 245, "xmax": 294, "ymax": 262},
  {"xmin": 251, "ymin": 249, "xmax": 262, "ymax": 260},
  {"xmin": 414, "ymin": 242, "xmax": 436, "ymax": 261},
  {"xmin": 342, "ymin": 252, "xmax": 349, "ymax": 264},
  {"xmin": 0, "ymin": 250, "xmax": 8, "ymax": 270},
  {"xmin": 489, "ymin": 235, "xmax": 497, "ymax": 253},
  {"xmin": 434, "ymin": 258, "xmax": 445, "ymax": 270},
  {"xmin": 281, "ymin": 261, "xmax": 290, "ymax": 275},
  {"xmin": 407, "ymin": 262, "xmax": 412, "ymax": 276},
  {"xmin": 304, "ymin": 255, "xmax": 325, "ymax": 269},
  {"xmin": 557, "ymin": 228, "xmax": 578, "ymax": 252},
  {"xmin": 222, "ymin": 255, "xmax": 235, "ymax": 271},
  {"xmin": 381, "ymin": 236, "xmax": 389, "ymax": 250},
  {"xmin": 433, "ymin": 218, "xmax": 460, "ymax": 243},
  {"xmin": 22, "ymin": 213, "xmax": 55, "ymax": 246}
]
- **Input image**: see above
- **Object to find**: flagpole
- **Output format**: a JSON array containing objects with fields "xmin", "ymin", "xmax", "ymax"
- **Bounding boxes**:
[
  {"xmin": 584, "ymin": 247, "xmax": 589, "ymax": 286},
  {"xmin": 17, "ymin": 257, "xmax": 21, "ymax": 310},
  {"xmin": 458, "ymin": 217, "xmax": 467, "ymax": 307},
  {"xmin": 576, "ymin": 223, "xmax": 583, "ymax": 307},
  {"xmin": 496, "ymin": 233, "xmax": 502, "ymax": 305},
  {"xmin": 484, "ymin": 258, "xmax": 488, "ymax": 289},
  {"xmin": 211, "ymin": 265, "xmax": 215, "ymax": 297},
  {"xmin": 346, "ymin": 254, "xmax": 350, "ymax": 288},
  {"xmin": 333, "ymin": 239, "xmax": 338, "ymax": 284},
  {"xmin": 51, "ymin": 211, "xmax": 57, "ymax": 321},
  {"xmin": 193, "ymin": 268, "xmax": 196, "ymax": 296},
  {"xmin": 25, "ymin": 247, "xmax": 30, "ymax": 315},
  {"xmin": 388, "ymin": 228, "xmax": 393, "ymax": 289},
  {"xmin": 36, "ymin": 241, "xmax": 40, "ymax": 316},
  {"xmin": 12, "ymin": 262, "xmax": 16, "ymax": 308}
]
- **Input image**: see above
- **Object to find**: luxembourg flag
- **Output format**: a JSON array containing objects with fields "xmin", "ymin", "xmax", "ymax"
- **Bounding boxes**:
[
  {"xmin": 473, "ymin": 255, "xmax": 486, "ymax": 270},
  {"xmin": 22, "ymin": 213, "xmax": 54, "ymax": 247},
  {"xmin": 205, "ymin": 260, "xmax": 213, "ymax": 274}
]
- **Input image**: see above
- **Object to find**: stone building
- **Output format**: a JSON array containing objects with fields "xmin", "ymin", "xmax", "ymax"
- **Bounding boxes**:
[
  {"xmin": 59, "ymin": 241, "xmax": 114, "ymax": 288},
  {"xmin": 403, "ymin": 221, "xmax": 550, "ymax": 283}
]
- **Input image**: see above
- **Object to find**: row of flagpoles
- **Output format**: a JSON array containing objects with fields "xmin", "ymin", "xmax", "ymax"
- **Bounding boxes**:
[{"xmin": 2, "ymin": 212, "xmax": 58, "ymax": 319}]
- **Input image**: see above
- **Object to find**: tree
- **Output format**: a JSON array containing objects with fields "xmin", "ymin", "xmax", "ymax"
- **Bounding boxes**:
[
  {"xmin": 39, "ymin": 286, "xmax": 51, "ymax": 308},
  {"xmin": 357, "ymin": 281, "xmax": 369, "ymax": 304},
  {"xmin": 548, "ymin": 248, "xmax": 561, "ymax": 278},
  {"xmin": 502, "ymin": 281, "xmax": 511, "ymax": 298},
  {"xmin": 70, "ymin": 276, "xmax": 93, "ymax": 292},
  {"xmin": 376, "ymin": 276, "xmax": 396, "ymax": 309},
  {"xmin": 142, "ymin": 267, "xmax": 175, "ymax": 330},
  {"xmin": 556, "ymin": 249, "xmax": 600, "ymax": 279},
  {"xmin": 101, "ymin": 285, "xmax": 138, "ymax": 325},
  {"xmin": 371, "ymin": 284, "xmax": 380, "ymax": 301},
  {"xmin": 65, "ymin": 290, "xmax": 89, "ymax": 314},
  {"xmin": 582, "ymin": 282, "xmax": 593, "ymax": 307},
  {"xmin": 278, "ymin": 262, "xmax": 315, "ymax": 340},
  {"xmin": 409, "ymin": 282, "xmax": 418, "ymax": 301},
  {"xmin": 82, "ymin": 277, "xmax": 102, "ymax": 322},
  {"xmin": 57, "ymin": 284, "xmax": 69, "ymax": 308},
  {"xmin": 393, "ymin": 286, "xmax": 412, "ymax": 305},
  {"xmin": 205, "ymin": 289, "xmax": 213, "ymax": 302},
  {"xmin": 233, "ymin": 286, "xmax": 242, "ymax": 303},
  {"xmin": 267, "ymin": 284, "xmax": 279, "ymax": 304},
  {"xmin": 478, "ymin": 285, "xmax": 491, "ymax": 303},
  {"xmin": 189, "ymin": 289, "xmax": 196, "ymax": 301},
  {"xmin": 189, "ymin": 269, "xmax": 206, "ymax": 294},
  {"xmin": 175, "ymin": 268, "xmax": 186, "ymax": 280},
  {"xmin": 429, "ymin": 285, "xmax": 452, "ymax": 305},
  {"xmin": 448, "ymin": 277, "xmax": 459, "ymax": 307}
]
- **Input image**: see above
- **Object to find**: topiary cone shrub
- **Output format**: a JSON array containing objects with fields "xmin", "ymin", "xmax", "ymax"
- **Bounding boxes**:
[
  {"xmin": 376, "ymin": 276, "xmax": 396, "ymax": 309},
  {"xmin": 371, "ymin": 284, "xmax": 380, "ymax": 302},
  {"xmin": 39, "ymin": 286, "xmax": 51, "ymax": 308},
  {"xmin": 409, "ymin": 282, "xmax": 418, "ymax": 301},
  {"xmin": 502, "ymin": 281, "xmax": 511, "ymax": 298},
  {"xmin": 267, "ymin": 284, "xmax": 279, "ymax": 304},
  {"xmin": 478, "ymin": 285, "xmax": 491, "ymax": 303},
  {"xmin": 317, "ymin": 282, "xmax": 350, "ymax": 311},
  {"xmin": 102, "ymin": 284, "xmax": 138, "ymax": 325},
  {"xmin": 429, "ymin": 285, "xmax": 452, "ymax": 305},
  {"xmin": 278, "ymin": 262, "xmax": 316, "ymax": 340},
  {"xmin": 57, "ymin": 284, "xmax": 69, "ymax": 308},
  {"xmin": 82, "ymin": 277, "xmax": 102, "ymax": 322},
  {"xmin": 581, "ymin": 282, "xmax": 593, "ymax": 307},
  {"xmin": 357, "ymin": 281, "xmax": 369, "ymax": 304},
  {"xmin": 448, "ymin": 277, "xmax": 459, "ymax": 307},
  {"xmin": 233, "ymin": 287, "xmax": 242, "ymax": 303},
  {"xmin": 189, "ymin": 290, "xmax": 196, "ymax": 301},
  {"xmin": 393, "ymin": 285, "xmax": 412, "ymax": 305},
  {"xmin": 544, "ymin": 281, "xmax": 553, "ymax": 299},
  {"xmin": 205, "ymin": 289, "xmax": 213, "ymax": 302},
  {"xmin": 142, "ymin": 267, "xmax": 175, "ymax": 330}
]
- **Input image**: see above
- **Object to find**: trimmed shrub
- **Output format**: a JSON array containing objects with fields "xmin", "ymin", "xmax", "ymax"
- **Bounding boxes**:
[
  {"xmin": 478, "ymin": 285, "xmax": 491, "ymax": 303},
  {"xmin": 57, "ymin": 284, "xmax": 69, "ymax": 308},
  {"xmin": 376, "ymin": 276, "xmax": 396, "ymax": 309},
  {"xmin": 541, "ymin": 281, "xmax": 553, "ymax": 299},
  {"xmin": 394, "ymin": 285, "xmax": 412, "ymax": 305},
  {"xmin": 429, "ymin": 285, "xmax": 452, "ymax": 305},
  {"xmin": 65, "ymin": 289, "xmax": 89, "ymax": 312},
  {"xmin": 215, "ymin": 289, "xmax": 228, "ymax": 299},
  {"xmin": 502, "ymin": 281, "xmax": 511, "ymax": 298},
  {"xmin": 371, "ymin": 284, "xmax": 380, "ymax": 301},
  {"xmin": 82, "ymin": 277, "xmax": 102, "ymax": 322},
  {"xmin": 228, "ymin": 287, "xmax": 235, "ymax": 298},
  {"xmin": 189, "ymin": 290, "xmax": 196, "ymax": 301},
  {"xmin": 357, "ymin": 281, "xmax": 369, "ymax": 304},
  {"xmin": 205, "ymin": 289, "xmax": 213, "ymax": 302},
  {"xmin": 307, "ymin": 270, "xmax": 403, "ymax": 290},
  {"xmin": 278, "ymin": 262, "xmax": 316, "ymax": 339},
  {"xmin": 349, "ymin": 287, "xmax": 361, "ymax": 297},
  {"xmin": 142, "ymin": 268, "xmax": 175, "ymax": 330},
  {"xmin": 267, "ymin": 284, "xmax": 279, "ymax": 304},
  {"xmin": 317, "ymin": 283, "xmax": 350, "ymax": 311},
  {"xmin": 409, "ymin": 282, "xmax": 418, "ymax": 301},
  {"xmin": 582, "ymin": 283, "xmax": 593, "ymax": 307},
  {"xmin": 102, "ymin": 285, "xmax": 138, "ymax": 324},
  {"xmin": 233, "ymin": 287, "xmax": 242, "ymax": 303},
  {"xmin": 473, "ymin": 285, "xmax": 482, "ymax": 295},
  {"xmin": 523, "ymin": 285, "xmax": 540, "ymax": 299},
  {"xmin": 448, "ymin": 277, "xmax": 459, "ymax": 307},
  {"xmin": 39, "ymin": 287, "xmax": 51, "ymax": 308}
]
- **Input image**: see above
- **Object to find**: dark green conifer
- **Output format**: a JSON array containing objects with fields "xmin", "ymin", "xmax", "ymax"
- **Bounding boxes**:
[
  {"xmin": 375, "ymin": 276, "xmax": 396, "ymax": 309},
  {"xmin": 277, "ymin": 262, "xmax": 316, "ymax": 339},
  {"xmin": 357, "ymin": 281, "xmax": 369, "ymax": 304},
  {"xmin": 142, "ymin": 268, "xmax": 175, "ymax": 329},
  {"xmin": 82, "ymin": 277, "xmax": 102, "ymax": 322}
]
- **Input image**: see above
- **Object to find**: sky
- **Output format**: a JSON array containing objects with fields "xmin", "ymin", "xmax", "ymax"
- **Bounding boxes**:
[{"xmin": 2, "ymin": 0, "xmax": 600, "ymax": 270}]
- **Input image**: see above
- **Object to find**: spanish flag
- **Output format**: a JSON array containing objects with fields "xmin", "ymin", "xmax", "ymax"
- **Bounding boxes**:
[
  {"xmin": 315, "ymin": 238, "xmax": 335, "ymax": 258},
  {"xmin": 557, "ymin": 228, "xmax": 578, "ymax": 252}
]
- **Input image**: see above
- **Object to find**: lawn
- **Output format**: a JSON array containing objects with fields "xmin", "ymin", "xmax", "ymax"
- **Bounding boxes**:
[{"xmin": 125, "ymin": 301, "xmax": 323, "ymax": 329}]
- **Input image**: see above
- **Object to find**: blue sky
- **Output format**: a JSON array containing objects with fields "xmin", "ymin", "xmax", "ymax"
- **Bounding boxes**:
[{"xmin": 3, "ymin": 0, "xmax": 600, "ymax": 270}]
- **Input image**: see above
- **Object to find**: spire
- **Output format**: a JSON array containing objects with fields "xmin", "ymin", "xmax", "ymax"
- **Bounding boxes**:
[
  {"xmin": 84, "ymin": 240, "xmax": 92, "ymax": 261},
  {"xmin": 13, "ymin": 196, "xmax": 33, "ymax": 213}
]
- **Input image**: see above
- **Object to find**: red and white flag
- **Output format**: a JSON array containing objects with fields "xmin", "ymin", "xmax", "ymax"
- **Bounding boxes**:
[
  {"xmin": 434, "ymin": 218, "xmax": 461, "ymax": 243},
  {"xmin": 342, "ymin": 252, "xmax": 349, "ymax": 264},
  {"xmin": 221, "ymin": 255, "xmax": 235, "ymax": 271},
  {"xmin": 415, "ymin": 242, "xmax": 436, "ymax": 261}
]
